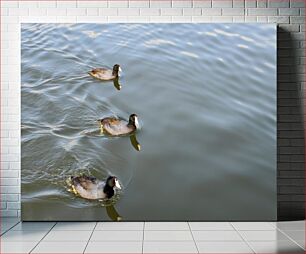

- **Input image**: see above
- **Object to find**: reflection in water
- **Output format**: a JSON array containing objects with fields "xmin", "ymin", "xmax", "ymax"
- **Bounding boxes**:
[
  {"xmin": 130, "ymin": 134, "xmax": 141, "ymax": 151},
  {"xmin": 113, "ymin": 78, "xmax": 121, "ymax": 91},
  {"xmin": 106, "ymin": 205, "xmax": 122, "ymax": 221}
]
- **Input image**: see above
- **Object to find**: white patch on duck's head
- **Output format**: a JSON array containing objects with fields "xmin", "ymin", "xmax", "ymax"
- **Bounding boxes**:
[
  {"xmin": 118, "ymin": 66, "xmax": 122, "ymax": 77},
  {"xmin": 134, "ymin": 115, "xmax": 140, "ymax": 129},
  {"xmin": 114, "ymin": 178, "xmax": 122, "ymax": 190}
]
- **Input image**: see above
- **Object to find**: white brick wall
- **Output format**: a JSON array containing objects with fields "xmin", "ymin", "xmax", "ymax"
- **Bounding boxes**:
[{"xmin": 0, "ymin": 0, "xmax": 305, "ymax": 218}]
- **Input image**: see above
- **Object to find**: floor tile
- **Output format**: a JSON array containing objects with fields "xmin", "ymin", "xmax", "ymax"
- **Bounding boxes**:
[
  {"xmin": 85, "ymin": 241, "xmax": 142, "ymax": 253},
  {"xmin": 90, "ymin": 230, "xmax": 143, "ymax": 241},
  {"xmin": 1, "ymin": 230, "xmax": 47, "ymax": 242},
  {"xmin": 12, "ymin": 222, "xmax": 55, "ymax": 231},
  {"xmin": 52, "ymin": 222, "xmax": 96, "ymax": 231},
  {"xmin": 143, "ymin": 241, "xmax": 198, "ymax": 253},
  {"xmin": 249, "ymin": 240, "xmax": 304, "ymax": 253},
  {"xmin": 232, "ymin": 222, "xmax": 276, "ymax": 230},
  {"xmin": 189, "ymin": 222, "xmax": 234, "ymax": 231},
  {"xmin": 276, "ymin": 221, "xmax": 305, "ymax": 231},
  {"xmin": 282, "ymin": 230, "xmax": 305, "ymax": 249},
  {"xmin": 42, "ymin": 230, "xmax": 92, "ymax": 242},
  {"xmin": 145, "ymin": 222, "xmax": 189, "ymax": 230},
  {"xmin": 239, "ymin": 230, "xmax": 291, "ymax": 241},
  {"xmin": 197, "ymin": 241, "xmax": 253, "ymax": 253},
  {"xmin": 144, "ymin": 230, "xmax": 193, "ymax": 241},
  {"xmin": 192, "ymin": 230, "xmax": 242, "ymax": 241},
  {"xmin": 32, "ymin": 241, "xmax": 87, "ymax": 253},
  {"xmin": 96, "ymin": 222, "xmax": 143, "ymax": 231},
  {"xmin": 0, "ymin": 241, "xmax": 37, "ymax": 253}
]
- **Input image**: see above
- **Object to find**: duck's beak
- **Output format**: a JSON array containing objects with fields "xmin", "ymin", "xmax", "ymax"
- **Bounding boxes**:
[{"xmin": 115, "ymin": 178, "xmax": 122, "ymax": 190}]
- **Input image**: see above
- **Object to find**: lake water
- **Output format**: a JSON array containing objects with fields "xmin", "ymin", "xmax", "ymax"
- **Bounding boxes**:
[{"xmin": 21, "ymin": 23, "xmax": 277, "ymax": 221}]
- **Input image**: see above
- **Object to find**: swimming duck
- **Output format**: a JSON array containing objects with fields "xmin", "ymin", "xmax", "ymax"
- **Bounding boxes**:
[
  {"xmin": 88, "ymin": 64, "xmax": 122, "ymax": 81},
  {"xmin": 99, "ymin": 114, "xmax": 140, "ymax": 136},
  {"xmin": 69, "ymin": 175, "xmax": 121, "ymax": 200}
]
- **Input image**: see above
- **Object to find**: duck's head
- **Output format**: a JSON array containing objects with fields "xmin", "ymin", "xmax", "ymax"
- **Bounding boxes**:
[
  {"xmin": 128, "ymin": 114, "xmax": 140, "ymax": 130},
  {"xmin": 112, "ymin": 64, "xmax": 122, "ymax": 77},
  {"xmin": 106, "ymin": 176, "xmax": 122, "ymax": 190}
]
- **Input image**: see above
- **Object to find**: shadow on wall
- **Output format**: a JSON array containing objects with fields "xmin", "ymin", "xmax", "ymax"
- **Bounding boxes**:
[{"xmin": 277, "ymin": 27, "xmax": 305, "ymax": 220}]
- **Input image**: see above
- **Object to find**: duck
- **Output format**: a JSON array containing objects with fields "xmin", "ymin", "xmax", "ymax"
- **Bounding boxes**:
[
  {"xmin": 88, "ymin": 64, "xmax": 122, "ymax": 81},
  {"xmin": 69, "ymin": 175, "xmax": 121, "ymax": 200},
  {"xmin": 99, "ymin": 114, "xmax": 139, "ymax": 136}
]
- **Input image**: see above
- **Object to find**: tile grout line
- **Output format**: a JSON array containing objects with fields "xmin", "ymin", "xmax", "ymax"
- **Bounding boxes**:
[
  {"xmin": 0, "ymin": 220, "xmax": 20, "ymax": 236},
  {"xmin": 187, "ymin": 222, "xmax": 200, "ymax": 254},
  {"xmin": 82, "ymin": 222, "xmax": 97, "ymax": 254},
  {"xmin": 229, "ymin": 222, "xmax": 256, "ymax": 254},
  {"xmin": 276, "ymin": 227, "xmax": 305, "ymax": 251},
  {"xmin": 29, "ymin": 222, "xmax": 57, "ymax": 254},
  {"xmin": 142, "ymin": 221, "xmax": 145, "ymax": 254}
]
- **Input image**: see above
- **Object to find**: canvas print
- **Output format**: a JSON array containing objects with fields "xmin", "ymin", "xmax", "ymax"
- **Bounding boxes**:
[{"xmin": 21, "ymin": 23, "xmax": 276, "ymax": 221}]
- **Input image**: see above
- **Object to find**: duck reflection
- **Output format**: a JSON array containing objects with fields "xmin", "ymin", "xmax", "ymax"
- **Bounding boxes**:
[{"xmin": 67, "ymin": 174, "xmax": 123, "ymax": 221}]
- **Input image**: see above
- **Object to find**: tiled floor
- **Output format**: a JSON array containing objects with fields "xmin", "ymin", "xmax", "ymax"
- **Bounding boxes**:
[{"xmin": 0, "ymin": 218, "xmax": 304, "ymax": 253}]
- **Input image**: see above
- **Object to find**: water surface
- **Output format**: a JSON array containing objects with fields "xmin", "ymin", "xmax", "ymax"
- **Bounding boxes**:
[{"xmin": 21, "ymin": 23, "xmax": 276, "ymax": 221}]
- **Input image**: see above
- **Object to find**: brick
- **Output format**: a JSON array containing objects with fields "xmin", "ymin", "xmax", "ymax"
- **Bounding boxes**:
[
  {"xmin": 0, "ymin": 194, "xmax": 19, "ymax": 202},
  {"xmin": 257, "ymin": 16, "xmax": 268, "ymax": 22},
  {"xmin": 290, "ymin": 0, "xmax": 305, "ymax": 8},
  {"xmin": 212, "ymin": 16, "xmax": 233, "ymax": 22},
  {"xmin": 233, "ymin": 0, "xmax": 244, "ymax": 7},
  {"xmin": 29, "ymin": 8, "xmax": 48, "ymax": 16},
  {"xmin": 86, "ymin": 8, "xmax": 99, "ymax": 16},
  {"xmin": 0, "ymin": 170, "xmax": 19, "ymax": 178},
  {"xmin": 212, "ymin": 0, "xmax": 233, "ymax": 7},
  {"xmin": 0, "ymin": 178, "xmax": 19, "ymax": 186},
  {"xmin": 278, "ymin": 24, "xmax": 300, "ymax": 32},
  {"xmin": 268, "ymin": 0, "xmax": 289, "ymax": 8},
  {"xmin": 150, "ymin": 16, "xmax": 172, "ymax": 22},
  {"xmin": 57, "ymin": 1, "xmax": 77, "ymax": 7},
  {"xmin": 279, "ymin": 147, "xmax": 304, "ymax": 154},
  {"xmin": 268, "ymin": 16, "xmax": 290, "ymax": 23},
  {"xmin": 222, "ymin": 8, "xmax": 245, "ymax": 15},
  {"xmin": 118, "ymin": 8, "xmax": 140, "ymax": 16},
  {"xmin": 172, "ymin": 16, "xmax": 193, "ymax": 22},
  {"xmin": 202, "ymin": 8, "xmax": 221, "ymax": 15},
  {"xmin": 7, "ymin": 202, "xmax": 21, "ymax": 210},
  {"xmin": 77, "ymin": 1, "xmax": 107, "ymax": 7},
  {"xmin": 150, "ymin": 0, "xmax": 171, "ymax": 7},
  {"xmin": 8, "ymin": 8, "xmax": 29, "ymax": 16},
  {"xmin": 257, "ymin": 0, "xmax": 267, "ymax": 8},
  {"xmin": 233, "ymin": 16, "xmax": 245, "ymax": 22},
  {"xmin": 161, "ymin": 8, "xmax": 183, "ymax": 16},
  {"xmin": 39, "ymin": 1, "xmax": 56, "ymax": 8},
  {"xmin": 1, "ymin": 1, "xmax": 18, "ymax": 8},
  {"xmin": 247, "ymin": 8, "xmax": 278, "ymax": 15},
  {"xmin": 67, "ymin": 8, "xmax": 86, "ymax": 16},
  {"xmin": 47, "ymin": 8, "xmax": 67, "ymax": 16},
  {"xmin": 127, "ymin": 16, "xmax": 150, "ymax": 22},
  {"xmin": 192, "ymin": 16, "xmax": 212, "ymax": 22},
  {"xmin": 244, "ymin": 16, "xmax": 257, "ymax": 22},
  {"xmin": 290, "ymin": 16, "xmax": 305, "ymax": 24},
  {"xmin": 140, "ymin": 8, "xmax": 160, "ymax": 16},
  {"xmin": 278, "ymin": 8, "xmax": 300, "ymax": 15},
  {"xmin": 245, "ymin": 0, "xmax": 256, "ymax": 7},
  {"xmin": 129, "ymin": 0, "xmax": 149, "ymax": 7},
  {"xmin": 1, "ymin": 210, "xmax": 18, "ymax": 217},
  {"xmin": 99, "ymin": 8, "xmax": 118, "ymax": 16},
  {"xmin": 172, "ymin": 0, "xmax": 192, "ymax": 7},
  {"xmin": 193, "ymin": 0, "xmax": 212, "ymax": 7},
  {"xmin": 108, "ymin": 0, "xmax": 128, "ymax": 7},
  {"xmin": 183, "ymin": 8, "xmax": 202, "ymax": 16}
]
